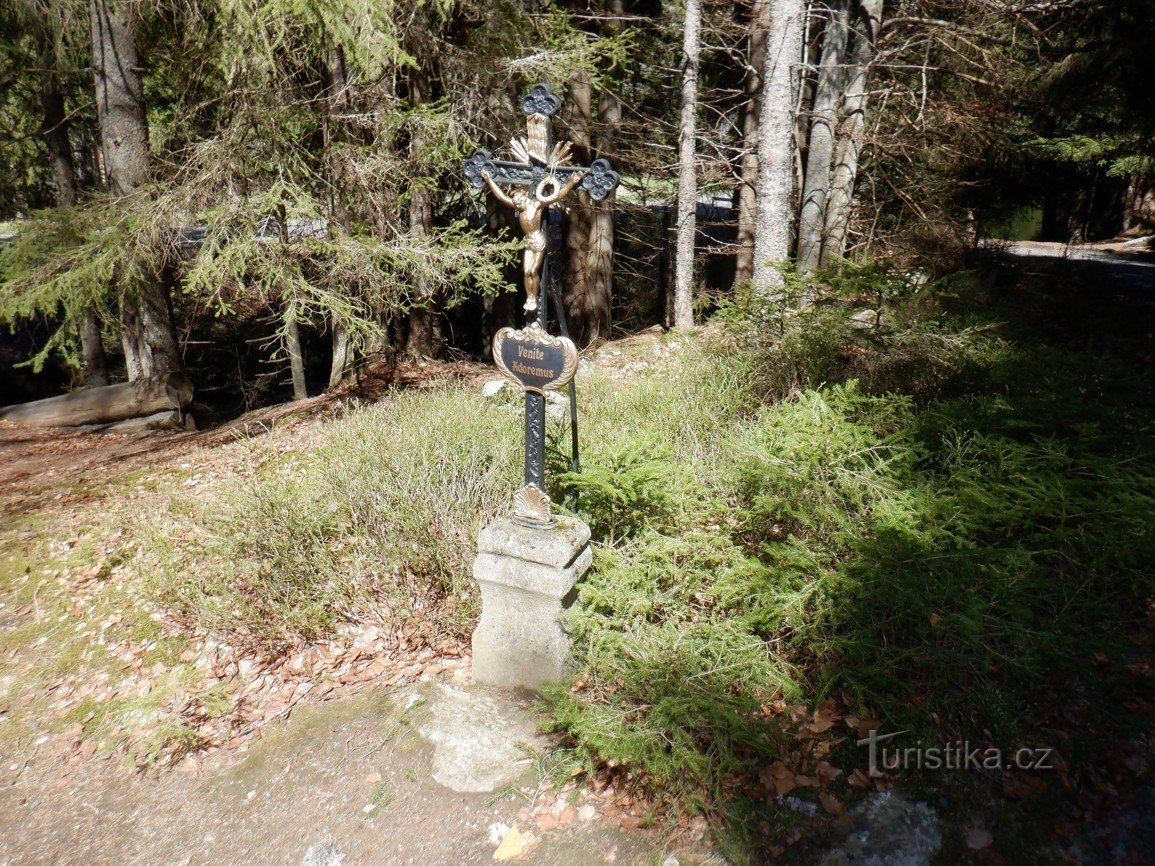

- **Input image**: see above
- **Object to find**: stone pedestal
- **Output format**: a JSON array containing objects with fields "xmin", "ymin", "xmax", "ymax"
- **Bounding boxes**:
[{"xmin": 471, "ymin": 516, "xmax": 592, "ymax": 690}]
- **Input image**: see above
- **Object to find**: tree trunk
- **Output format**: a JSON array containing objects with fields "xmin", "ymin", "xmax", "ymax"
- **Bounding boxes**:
[
  {"xmin": 797, "ymin": 0, "xmax": 850, "ymax": 274},
  {"xmin": 325, "ymin": 47, "xmax": 356, "ymax": 387},
  {"xmin": 821, "ymin": 0, "xmax": 883, "ymax": 268},
  {"xmin": 0, "ymin": 372, "xmax": 193, "ymax": 428},
  {"xmin": 404, "ymin": 70, "xmax": 441, "ymax": 359},
  {"xmin": 573, "ymin": 0, "xmax": 625, "ymax": 346},
  {"xmin": 1124, "ymin": 174, "xmax": 1155, "ymax": 234},
  {"xmin": 752, "ymin": 0, "xmax": 806, "ymax": 292},
  {"xmin": 328, "ymin": 324, "xmax": 351, "ymax": 389},
  {"xmin": 79, "ymin": 310, "xmax": 109, "ymax": 388},
  {"xmin": 563, "ymin": 71, "xmax": 593, "ymax": 330},
  {"xmin": 577, "ymin": 85, "xmax": 620, "ymax": 346},
  {"xmin": 285, "ymin": 312, "xmax": 308, "ymax": 401},
  {"xmin": 38, "ymin": 29, "xmax": 110, "ymax": 387},
  {"xmin": 735, "ymin": 0, "xmax": 771, "ymax": 286},
  {"xmin": 119, "ymin": 295, "xmax": 145, "ymax": 380},
  {"xmin": 89, "ymin": 0, "xmax": 181, "ymax": 380},
  {"xmin": 673, "ymin": 0, "xmax": 702, "ymax": 328}
]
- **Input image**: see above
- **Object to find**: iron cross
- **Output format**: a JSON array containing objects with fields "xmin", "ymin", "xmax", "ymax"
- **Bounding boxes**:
[
  {"xmin": 464, "ymin": 83, "xmax": 621, "ymax": 320},
  {"xmin": 464, "ymin": 83, "xmax": 620, "ymax": 525}
]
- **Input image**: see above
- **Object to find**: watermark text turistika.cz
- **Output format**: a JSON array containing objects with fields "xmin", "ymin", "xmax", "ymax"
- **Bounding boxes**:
[{"xmin": 858, "ymin": 729, "xmax": 1055, "ymax": 774}]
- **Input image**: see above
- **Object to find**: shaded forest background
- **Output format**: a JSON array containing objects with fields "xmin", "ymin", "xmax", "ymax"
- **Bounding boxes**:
[{"xmin": 1, "ymin": 0, "xmax": 1153, "ymax": 415}]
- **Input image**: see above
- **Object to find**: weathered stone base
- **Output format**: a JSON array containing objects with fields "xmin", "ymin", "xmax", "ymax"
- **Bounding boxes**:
[{"xmin": 471, "ymin": 516, "xmax": 592, "ymax": 690}]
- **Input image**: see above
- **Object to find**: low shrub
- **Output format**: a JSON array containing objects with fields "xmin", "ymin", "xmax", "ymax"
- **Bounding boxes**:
[
  {"xmin": 548, "ymin": 270, "xmax": 1155, "ymax": 810},
  {"xmin": 143, "ymin": 387, "xmax": 520, "ymax": 645}
]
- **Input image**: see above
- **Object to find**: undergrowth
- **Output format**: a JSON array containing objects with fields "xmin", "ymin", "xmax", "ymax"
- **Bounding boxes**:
[{"xmin": 545, "ymin": 265, "xmax": 1155, "ymax": 821}]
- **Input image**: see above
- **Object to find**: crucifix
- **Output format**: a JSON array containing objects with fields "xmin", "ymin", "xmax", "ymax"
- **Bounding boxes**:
[{"xmin": 465, "ymin": 83, "xmax": 620, "ymax": 526}]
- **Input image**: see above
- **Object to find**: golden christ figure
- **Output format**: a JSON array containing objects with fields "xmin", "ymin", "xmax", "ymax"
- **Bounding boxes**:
[{"xmin": 480, "ymin": 166, "xmax": 584, "ymax": 312}]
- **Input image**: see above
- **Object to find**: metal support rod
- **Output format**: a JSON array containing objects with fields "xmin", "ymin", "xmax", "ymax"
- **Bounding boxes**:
[
  {"xmin": 546, "ymin": 239, "xmax": 581, "ymax": 478},
  {"xmin": 523, "ymin": 205, "xmax": 550, "ymax": 489}
]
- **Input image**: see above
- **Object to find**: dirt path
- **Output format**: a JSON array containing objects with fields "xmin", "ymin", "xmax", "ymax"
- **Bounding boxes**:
[
  {"xmin": 999, "ymin": 239, "xmax": 1155, "ymax": 293},
  {"xmin": 0, "ymin": 685, "xmax": 664, "ymax": 865}
]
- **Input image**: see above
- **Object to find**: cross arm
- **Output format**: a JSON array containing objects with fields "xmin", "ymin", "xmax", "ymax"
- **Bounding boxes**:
[{"xmin": 464, "ymin": 151, "xmax": 622, "ymax": 202}]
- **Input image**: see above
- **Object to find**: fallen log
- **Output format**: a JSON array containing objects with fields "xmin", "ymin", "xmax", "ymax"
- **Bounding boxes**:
[
  {"xmin": 0, "ymin": 372, "xmax": 194, "ymax": 428},
  {"xmin": 83, "ymin": 410, "xmax": 197, "ymax": 434}
]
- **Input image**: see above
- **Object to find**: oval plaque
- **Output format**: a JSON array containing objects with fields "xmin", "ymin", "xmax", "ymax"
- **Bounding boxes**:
[{"xmin": 493, "ymin": 322, "xmax": 579, "ymax": 394}]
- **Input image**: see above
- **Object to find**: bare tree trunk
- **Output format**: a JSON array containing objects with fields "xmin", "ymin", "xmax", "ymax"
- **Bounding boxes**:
[
  {"xmin": 735, "ymin": 0, "xmax": 771, "ymax": 286},
  {"xmin": 324, "ymin": 47, "xmax": 355, "ymax": 387},
  {"xmin": 752, "ymin": 0, "xmax": 806, "ymax": 293},
  {"xmin": 563, "ymin": 71, "xmax": 593, "ymax": 329},
  {"xmin": 404, "ymin": 70, "xmax": 441, "ymax": 359},
  {"xmin": 119, "ymin": 296, "xmax": 145, "ymax": 380},
  {"xmin": 285, "ymin": 313, "xmax": 308, "ymax": 401},
  {"xmin": 673, "ymin": 0, "xmax": 702, "ymax": 328},
  {"xmin": 797, "ymin": 0, "xmax": 850, "ymax": 274},
  {"xmin": 577, "ymin": 84, "xmax": 620, "ymax": 346},
  {"xmin": 821, "ymin": 0, "xmax": 883, "ymax": 268},
  {"xmin": 1123, "ymin": 174, "xmax": 1155, "ymax": 234},
  {"xmin": 328, "ymin": 325, "xmax": 351, "ymax": 389},
  {"xmin": 574, "ymin": 0, "xmax": 625, "ymax": 346},
  {"xmin": 38, "ymin": 30, "xmax": 110, "ymax": 387},
  {"xmin": 79, "ymin": 312, "xmax": 109, "ymax": 387},
  {"xmin": 89, "ymin": 0, "xmax": 180, "ymax": 380}
]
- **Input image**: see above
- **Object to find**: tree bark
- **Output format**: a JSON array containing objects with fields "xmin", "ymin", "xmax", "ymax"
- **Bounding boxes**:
[
  {"xmin": 752, "ymin": 0, "xmax": 806, "ymax": 292},
  {"xmin": 38, "ymin": 28, "xmax": 110, "ymax": 387},
  {"xmin": 577, "ymin": 85, "xmax": 620, "ymax": 346},
  {"xmin": 404, "ymin": 70, "xmax": 441, "ymax": 359},
  {"xmin": 1123, "ymin": 174, "xmax": 1155, "ymax": 234},
  {"xmin": 89, "ymin": 0, "xmax": 181, "ymax": 380},
  {"xmin": 573, "ymin": 0, "xmax": 625, "ymax": 346},
  {"xmin": 821, "ymin": 0, "xmax": 884, "ymax": 268},
  {"xmin": 673, "ymin": 0, "xmax": 702, "ymax": 328},
  {"xmin": 119, "ymin": 295, "xmax": 145, "ymax": 380},
  {"xmin": 285, "ymin": 313, "xmax": 308, "ymax": 401},
  {"xmin": 0, "ymin": 372, "xmax": 193, "ymax": 428},
  {"xmin": 797, "ymin": 0, "xmax": 850, "ymax": 274},
  {"xmin": 79, "ymin": 310, "xmax": 109, "ymax": 388},
  {"xmin": 563, "ymin": 71, "xmax": 593, "ymax": 329},
  {"xmin": 323, "ymin": 47, "xmax": 359, "ymax": 386},
  {"xmin": 735, "ymin": 0, "xmax": 771, "ymax": 286}
]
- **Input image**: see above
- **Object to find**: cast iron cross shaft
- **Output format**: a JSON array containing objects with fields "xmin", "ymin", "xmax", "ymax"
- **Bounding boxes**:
[{"xmin": 464, "ymin": 84, "xmax": 620, "ymax": 495}]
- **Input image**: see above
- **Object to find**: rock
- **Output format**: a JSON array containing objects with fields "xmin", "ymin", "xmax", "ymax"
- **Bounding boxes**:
[
  {"xmin": 819, "ymin": 792, "xmax": 941, "ymax": 866},
  {"xmin": 300, "ymin": 838, "xmax": 343, "ymax": 866},
  {"xmin": 482, "ymin": 380, "xmax": 506, "ymax": 398},
  {"xmin": 413, "ymin": 682, "xmax": 543, "ymax": 793},
  {"xmin": 849, "ymin": 309, "xmax": 885, "ymax": 330}
]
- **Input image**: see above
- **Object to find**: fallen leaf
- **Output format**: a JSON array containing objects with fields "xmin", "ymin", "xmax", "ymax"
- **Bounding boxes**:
[
  {"xmin": 819, "ymin": 792, "xmax": 844, "ymax": 816},
  {"xmin": 847, "ymin": 769, "xmax": 871, "ymax": 789},
  {"xmin": 766, "ymin": 762, "xmax": 797, "ymax": 796},
  {"xmin": 493, "ymin": 825, "xmax": 527, "ymax": 861},
  {"xmin": 815, "ymin": 761, "xmax": 843, "ymax": 786},
  {"xmin": 536, "ymin": 812, "xmax": 558, "ymax": 831}
]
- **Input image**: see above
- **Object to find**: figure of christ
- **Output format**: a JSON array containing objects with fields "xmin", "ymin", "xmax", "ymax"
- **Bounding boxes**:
[{"xmin": 481, "ymin": 169, "xmax": 585, "ymax": 312}]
